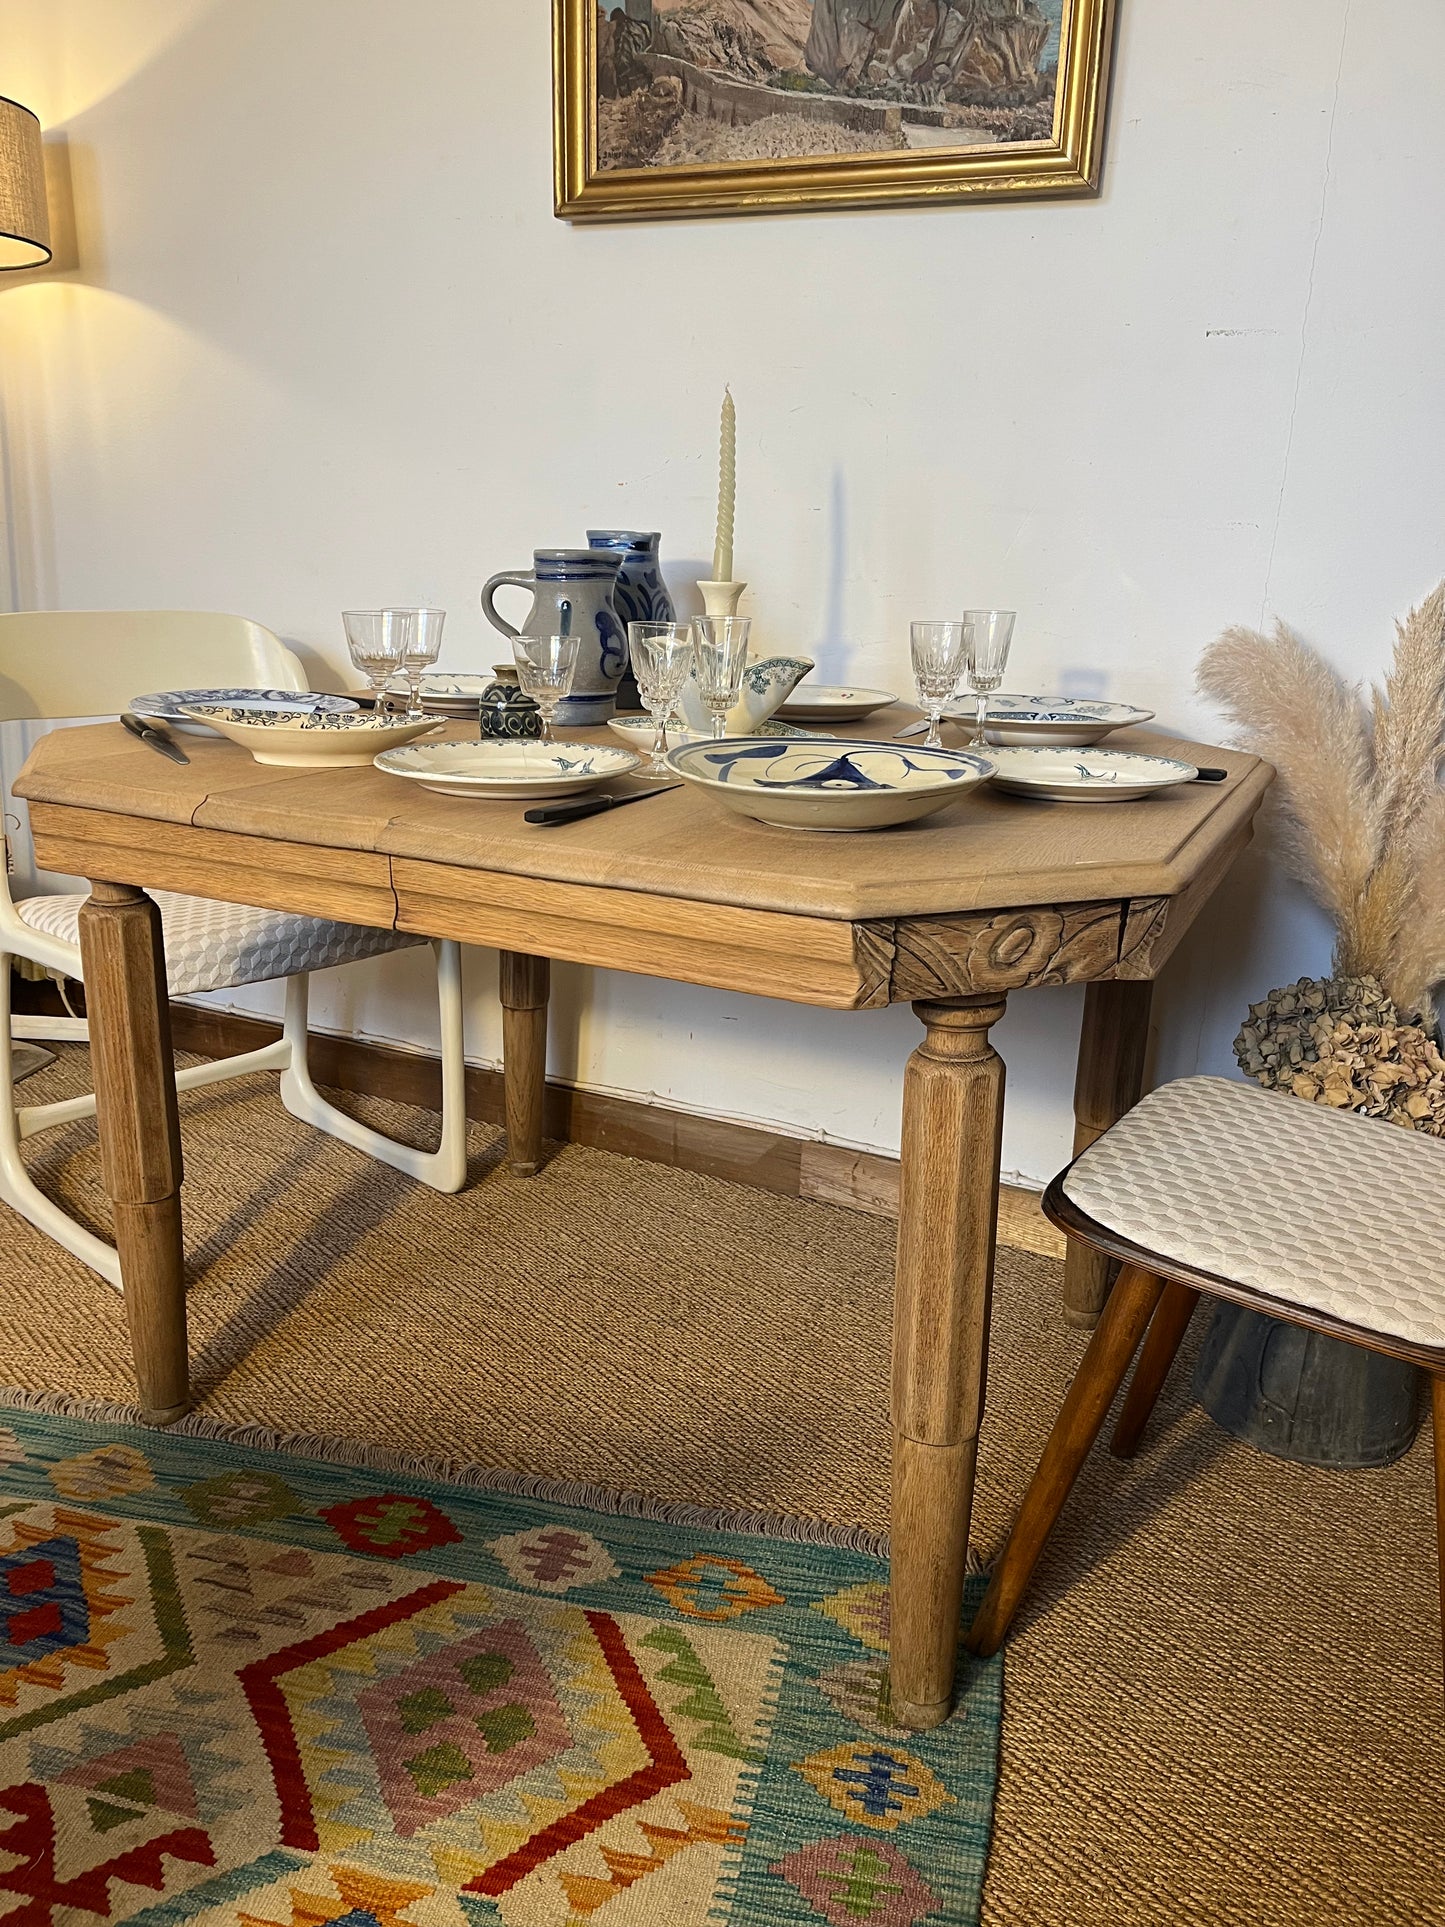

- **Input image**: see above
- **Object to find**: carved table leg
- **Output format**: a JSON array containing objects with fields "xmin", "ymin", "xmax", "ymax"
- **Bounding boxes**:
[
  {"xmin": 500, "ymin": 951, "xmax": 550, "ymax": 1177},
  {"xmin": 1062, "ymin": 980, "xmax": 1154, "ymax": 1326},
  {"xmin": 77, "ymin": 882, "xmax": 188, "ymax": 1424},
  {"xmin": 891, "ymin": 995, "xmax": 1007, "ymax": 1730}
]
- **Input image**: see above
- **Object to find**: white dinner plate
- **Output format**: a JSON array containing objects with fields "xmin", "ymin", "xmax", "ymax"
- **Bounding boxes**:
[
  {"xmin": 776, "ymin": 684, "xmax": 899, "ymax": 722},
  {"xmin": 132, "ymin": 688, "xmax": 359, "ymax": 736},
  {"xmin": 942, "ymin": 692, "xmax": 1155, "ymax": 748},
  {"xmin": 984, "ymin": 746, "xmax": 1197, "ymax": 801},
  {"xmin": 374, "ymin": 739, "xmax": 642, "ymax": 800}
]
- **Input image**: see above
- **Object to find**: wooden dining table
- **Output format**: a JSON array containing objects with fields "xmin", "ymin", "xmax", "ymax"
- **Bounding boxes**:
[{"xmin": 14, "ymin": 707, "xmax": 1270, "ymax": 1730}]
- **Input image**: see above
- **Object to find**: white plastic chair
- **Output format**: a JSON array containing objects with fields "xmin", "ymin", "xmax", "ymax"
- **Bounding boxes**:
[{"xmin": 0, "ymin": 611, "xmax": 468, "ymax": 1287}]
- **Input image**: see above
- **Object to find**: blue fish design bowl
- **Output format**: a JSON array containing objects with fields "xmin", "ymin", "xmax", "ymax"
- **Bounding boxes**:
[{"xmin": 665, "ymin": 738, "xmax": 994, "ymax": 832}]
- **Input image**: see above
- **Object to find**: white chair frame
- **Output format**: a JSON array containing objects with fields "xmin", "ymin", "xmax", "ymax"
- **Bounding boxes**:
[{"xmin": 1, "ymin": 611, "xmax": 468, "ymax": 1288}]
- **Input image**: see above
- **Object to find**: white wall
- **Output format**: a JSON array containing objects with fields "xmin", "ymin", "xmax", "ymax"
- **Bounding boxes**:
[{"xmin": 1, "ymin": 0, "xmax": 1440, "ymax": 1182}]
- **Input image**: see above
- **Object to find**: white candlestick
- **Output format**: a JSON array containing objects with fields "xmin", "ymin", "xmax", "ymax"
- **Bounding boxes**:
[{"xmin": 712, "ymin": 387, "xmax": 736, "ymax": 584}]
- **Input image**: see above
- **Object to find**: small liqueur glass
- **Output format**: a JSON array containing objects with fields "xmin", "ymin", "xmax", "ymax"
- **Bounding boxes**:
[
  {"xmin": 963, "ymin": 609, "xmax": 1017, "ymax": 746},
  {"xmin": 343, "ymin": 608, "xmax": 411, "ymax": 714},
  {"xmin": 391, "ymin": 606, "xmax": 447, "ymax": 719},
  {"xmin": 691, "ymin": 616, "xmax": 752, "ymax": 741},
  {"xmin": 628, "ymin": 621, "xmax": 693, "ymax": 777},
  {"xmin": 910, "ymin": 620, "xmax": 969, "ymax": 748},
  {"xmin": 511, "ymin": 633, "xmax": 580, "ymax": 744}
]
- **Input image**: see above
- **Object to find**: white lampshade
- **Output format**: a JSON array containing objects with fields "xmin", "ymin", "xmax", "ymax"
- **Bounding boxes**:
[{"xmin": 0, "ymin": 95, "xmax": 51, "ymax": 271}]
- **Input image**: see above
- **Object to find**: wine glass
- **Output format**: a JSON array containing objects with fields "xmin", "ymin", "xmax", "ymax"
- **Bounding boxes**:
[
  {"xmin": 910, "ymin": 621, "xmax": 969, "ymax": 748},
  {"xmin": 963, "ymin": 610, "xmax": 1017, "ymax": 747},
  {"xmin": 511, "ymin": 633, "xmax": 580, "ymax": 744},
  {"xmin": 628, "ymin": 622, "xmax": 693, "ymax": 777},
  {"xmin": 343, "ymin": 609, "xmax": 411, "ymax": 714},
  {"xmin": 392, "ymin": 606, "xmax": 447, "ymax": 720},
  {"xmin": 691, "ymin": 616, "xmax": 752, "ymax": 740}
]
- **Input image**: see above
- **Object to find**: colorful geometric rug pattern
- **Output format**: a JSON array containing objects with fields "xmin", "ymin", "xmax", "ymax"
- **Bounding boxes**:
[{"xmin": 0, "ymin": 1403, "xmax": 1000, "ymax": 1925}]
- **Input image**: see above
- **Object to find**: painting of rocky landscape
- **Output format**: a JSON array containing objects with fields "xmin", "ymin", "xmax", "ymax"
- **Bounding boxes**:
[{"xmin": 594, "ymin": 0, "xmax": 1068, "ymax": 171}]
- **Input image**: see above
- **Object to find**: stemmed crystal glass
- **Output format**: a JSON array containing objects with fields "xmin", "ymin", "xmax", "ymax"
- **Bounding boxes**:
[
  {"xmin": 511, "ymin": 633, "xmax": 580, "ymax": 744},
  {"xmin": 962, "ymin": 610, "xmax": 1017, "ymax": 747},
  {"xmin": 910, "ymin": 621, "xmax": 969, "ymax": 748},
  {"xmin": 629, "ymin": 622, "xmax": 693, "ymax": 777},
  {"xmin": 392, "ymin": 607, "xmax": 447, "ymax": 719},
  {"xmin": 691, "ymin": 616, "xmax": 752, "ymax": 741},
  {"xmin": 343, "ymin": 609, "xmax": 411, "ymax": 714}
]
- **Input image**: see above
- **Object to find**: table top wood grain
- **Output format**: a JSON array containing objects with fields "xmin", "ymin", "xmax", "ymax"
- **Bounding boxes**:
[{"xmin": 16, "ymin": 710, "xmax": 1272, "ymax": 1010}]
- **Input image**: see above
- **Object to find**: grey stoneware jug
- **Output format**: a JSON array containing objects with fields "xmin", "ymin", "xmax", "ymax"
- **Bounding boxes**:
[{"xmin": 481, "ymin": 548, "xmax": 628, "ymax": 726}]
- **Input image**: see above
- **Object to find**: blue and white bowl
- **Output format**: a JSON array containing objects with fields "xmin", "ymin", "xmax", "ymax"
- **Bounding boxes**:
[
  {"xmin": 179, "ymin": 705, "xmax": 442, "ymax": 767},
  {"xmin": 132, "ymin": 687, "xmax": 359, "ymax": 736},
  {"xmin": 943, "ymin": 693, "xmax": 1154, "ymax": 747},
  {"xmin": 665, "ymin": 737, "xmax": 993, "ymax": 832}
]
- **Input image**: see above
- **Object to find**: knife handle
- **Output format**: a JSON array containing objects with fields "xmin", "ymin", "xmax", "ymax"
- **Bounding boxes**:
[{"xmin": 525, "ymin": 796, "xmax": 617, "ymax": 827}]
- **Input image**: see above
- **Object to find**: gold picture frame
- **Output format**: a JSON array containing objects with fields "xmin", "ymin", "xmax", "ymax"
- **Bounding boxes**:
[{"xmin": 554, "ymin": 0, "xmax": 1117, "ymax": 223}]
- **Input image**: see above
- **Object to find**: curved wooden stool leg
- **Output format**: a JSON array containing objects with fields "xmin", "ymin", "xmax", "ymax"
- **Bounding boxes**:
[
  {"xmin": 966, "ymin": 1262, "xmax": 1164, "ymax": 1659},
  {"xmin": 1111, "ymin": 1281, "xmax": 1201, "ymax": 1459},
  {"xmin": 1433, "ymin": 1375, "xmax": 1445, "ymax": 1701}
]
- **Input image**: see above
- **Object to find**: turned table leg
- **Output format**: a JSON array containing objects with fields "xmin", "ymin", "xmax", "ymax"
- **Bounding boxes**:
[
  {"xmin": 1062, "ymin": 980, "xmax": 1154, "ymax": 1326},
  {"xmin": 891, "ymin": 995, "xmax": 1007, "ymax": 1730},
  {"xmin": 77, "ymin": 882, "xmax": 188, "ymax": 1425},
  {"xmin": 500, "ymin": 950, "xmax": 549, "ymax": 1177}
]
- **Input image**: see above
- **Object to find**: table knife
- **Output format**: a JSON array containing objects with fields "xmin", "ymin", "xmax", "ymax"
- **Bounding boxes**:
[
  {"xmin": 526, "ymin": 784, "xmax": 681, "ymax": 827},
  {"xmin": 120, "ymin": 712, "xmax": 190, "ymax": 765}
]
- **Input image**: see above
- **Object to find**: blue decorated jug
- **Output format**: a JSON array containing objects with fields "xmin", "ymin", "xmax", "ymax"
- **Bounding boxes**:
[
  {"xmin": 588, "ymin": 530, "xmax": 674, "ymax": 715},
  {"xmin": 481, "ymin": 549, "xmax": 627, "ymax": 725}
]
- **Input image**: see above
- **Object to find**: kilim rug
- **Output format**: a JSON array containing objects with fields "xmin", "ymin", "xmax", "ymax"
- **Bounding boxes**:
[{"xmin": 0, "ymin": 1395, "xmax": 1000, "ymax": 1927}]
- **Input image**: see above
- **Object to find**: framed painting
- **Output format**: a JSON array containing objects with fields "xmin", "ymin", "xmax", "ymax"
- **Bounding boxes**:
[{"xmin": 554, "ymin": 0, "xmax": 1117, "ymax": 222}]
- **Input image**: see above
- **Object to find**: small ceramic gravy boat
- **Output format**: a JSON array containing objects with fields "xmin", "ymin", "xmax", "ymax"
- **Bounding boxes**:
[{"xmin": 677, "ymin": 655, "xmax": 814, "ymax": 736}]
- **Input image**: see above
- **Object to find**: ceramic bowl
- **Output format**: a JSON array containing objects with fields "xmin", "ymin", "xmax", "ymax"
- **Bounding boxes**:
[
  {"xmin": 605, "ymin": 715, "xmax": 821, "ymax": 751},
  {"xmin": 374, "ymin": 739, "xmax": 642, "ymax": 799},
  {"xmin": 665, "ymin": 737, "xmax": 993, "ymax": 832},
  {"xmin": 944, "ymin": 692, "xmax": 1155, "ymax": 748},
  {"xmin": 179, "ymin": 705, "xmax": 443, "ymax": 767},
  {"xmin": 133, "ymin": 688, "xmax": 360, "ymax": 737},
  {"xmin": 776, "ymin": 683, "xmax": 898, "ymax": 722},
  {"xmin": 984, "ymin": 745, "xmax": 1197, "ymax": 801},
  {"xmin": 676, "ymin": 656, "xmax": 814, "ymax": 736}
]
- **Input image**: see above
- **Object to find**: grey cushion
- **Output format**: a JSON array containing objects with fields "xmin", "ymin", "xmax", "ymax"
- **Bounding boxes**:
[{"xmin": 1062, "ymin": 1076, "xmax": 1445, "ymax": 1355}]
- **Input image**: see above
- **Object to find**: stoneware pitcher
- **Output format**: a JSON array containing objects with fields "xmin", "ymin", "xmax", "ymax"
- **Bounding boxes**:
[
  {"xmin": 481, "ymin": 548, "xmax": 627, "ymax": 725},
  {"xmin": 587, "ymin": 530, "xmax": 673, "ymax": 715}
]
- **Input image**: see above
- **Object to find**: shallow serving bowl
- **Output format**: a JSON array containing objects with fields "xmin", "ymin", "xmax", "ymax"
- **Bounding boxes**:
[
  {"xmin": 945, "ymin": 692, "xmax": 1155, "ymax": 748},
  {"xmin": 665, "ymin": 737, "xmax": 993, "ymax": 832},
  {"xmin": 179, "ymin": 705, "xmax": 442, "ymax": 767},
  {"xmin": 133, "ymin": 688, "xmax": 359, "ymax": 737},
  {"xmin": 985, "ymin": 745, "xmax": 1197, "ymax": 801},
  {"xmin": 776, "ymin": 683, "xmax": 898, "ymax": 723},
  {"xmin": 374, "ymin": 739, "xmax": 642, "ymax": 799}
]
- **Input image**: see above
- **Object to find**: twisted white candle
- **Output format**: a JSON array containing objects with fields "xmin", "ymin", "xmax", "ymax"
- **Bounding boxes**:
[{"xmin": 712, "ymin": 387, "xmax": 736, "ymax": 583}]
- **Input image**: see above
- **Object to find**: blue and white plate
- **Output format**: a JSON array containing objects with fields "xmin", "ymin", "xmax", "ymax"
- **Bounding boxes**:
[
  {"xmin": 606, "ymin": 715, "xmax": 824, "ymax": 751},
  {"xmin": 665, "ymin": 737, "xmax": 993, "ymax": 832},
  {"xmin": 178, "ymin": 705, "xmax": 441, "ymax": 767},
  {"xmin": 943, "ymin": 692, "xmax": 1154, "ymax": 747},
  {"xmin": 984, "ymin": 745, "xmax": 1196, "ymax": 801},
  {"xmin": 132, "ymin": 688, "xmax": 359, "ymax": 736},
  {"xmin": 374, "ymin": 739, "xmax": 642, "ymax": 800}
]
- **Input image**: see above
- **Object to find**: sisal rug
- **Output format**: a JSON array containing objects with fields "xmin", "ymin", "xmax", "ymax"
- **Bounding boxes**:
[
  {"xmin": 0, "ymin": 1396, "xmax": 1000, "ymax": 1926},
  {"xmin": 1, "ymin": 1048, "xmax": 1443, "ymax": 1924}
]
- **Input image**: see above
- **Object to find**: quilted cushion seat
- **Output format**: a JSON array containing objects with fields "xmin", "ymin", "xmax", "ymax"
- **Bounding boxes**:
[
  {"xmin": 16, "ymin": 890, "xmax": 420, "ymax": 997},
  {"xmin": 1062, "ymin": 1075, "xmax": 1445, "ymax": 1354}
]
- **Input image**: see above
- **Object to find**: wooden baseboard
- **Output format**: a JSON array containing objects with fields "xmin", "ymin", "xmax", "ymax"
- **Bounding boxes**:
[{"xmin": 12, "ymin": 976, "xmax": 1064, "ymax": 1258}]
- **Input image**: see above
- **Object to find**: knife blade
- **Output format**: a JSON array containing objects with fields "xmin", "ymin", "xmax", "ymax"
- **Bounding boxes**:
[
  {"xmin": 894, "ymin": 719, "xmax": 931, "ymax": 738},
  {"xmin": 120, "ymin": 712, "xmax": 190, "ymax": 765},
  {"xmin": 526, "ymin": 784, "xmax": 681, "ymax": 827}
]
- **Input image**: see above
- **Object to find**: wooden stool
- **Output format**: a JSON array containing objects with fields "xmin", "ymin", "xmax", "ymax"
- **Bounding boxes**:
[{"xmin": 967, "ymin": 1076, "xmax": 1445, "ymax": 1689}]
